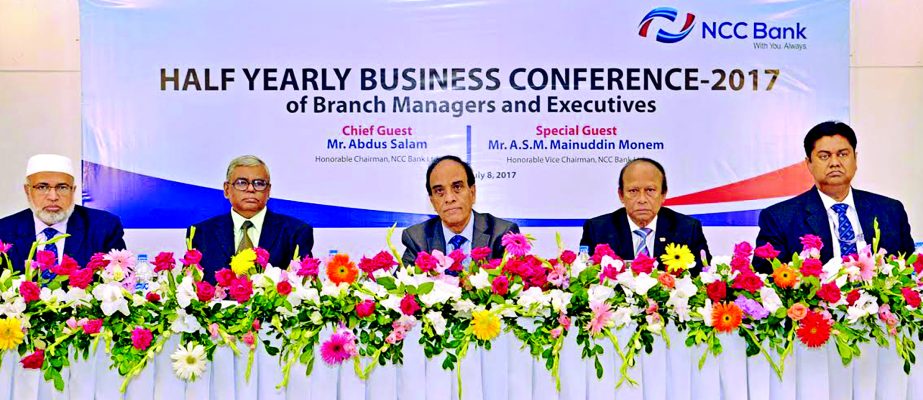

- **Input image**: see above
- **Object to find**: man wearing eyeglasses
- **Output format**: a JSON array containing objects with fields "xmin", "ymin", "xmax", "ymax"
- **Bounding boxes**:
[
  {"xmin": 754, "ymin": 121, "xmax": 916, "ymax": 273},
  {"xmin": 188, "ymin": 155, "xmax": 314, "ymax": 282},
  {"xmin": 0, "ymin": 154, "xmax": 126, "ymax": 270},
  {"xmin": 580, "ymin": 158, "xmax": 710, "ymax": 274},
  {"xmin": 401, "ymin": 155, "xmax": 519, "ymax": 267}
]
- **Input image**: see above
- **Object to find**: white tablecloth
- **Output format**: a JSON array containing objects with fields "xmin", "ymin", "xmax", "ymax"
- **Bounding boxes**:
[{"xmin": 2, "ymin": 324, "xmax": 921, "ymax": 399}]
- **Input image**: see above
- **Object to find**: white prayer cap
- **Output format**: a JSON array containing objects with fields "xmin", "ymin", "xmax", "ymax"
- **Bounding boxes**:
[{"xmin": 25, "ymin": 154, "xmax": 75, "ymax": 177}]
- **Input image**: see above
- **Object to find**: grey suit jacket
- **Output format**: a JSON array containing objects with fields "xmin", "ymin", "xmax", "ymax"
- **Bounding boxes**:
[{"xmin": 401, "ymin": 211, "xmax": 519, "ymax": 266}]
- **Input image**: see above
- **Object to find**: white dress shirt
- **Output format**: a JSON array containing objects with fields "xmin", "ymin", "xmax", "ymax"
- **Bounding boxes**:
[
  {"xmin": 818, "ymin": 188, "xmax": 866, "ymax": 259},
  {"xmin": 441, "ymin": 211, "xmax": 475, "ymax": 256},
  {"xmin": 231, "ymin": 207, "xmax": 267, "ymax": 250},
  {"xmin": 33, "ymin": 215, "xmax": 68, "ymax": 263},
  {"xmin": 627, "ymin": 214, "xmax": 658, "ymax": 258}
]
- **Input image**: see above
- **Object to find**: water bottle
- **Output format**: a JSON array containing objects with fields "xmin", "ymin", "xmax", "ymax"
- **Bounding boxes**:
[
  {"xmin": 134, "ymin": 254, "xmax": 152, "ymax": 291},
  {"xmin": 578, "ymin": 245, "xmax": 590, "ymax": 264}
]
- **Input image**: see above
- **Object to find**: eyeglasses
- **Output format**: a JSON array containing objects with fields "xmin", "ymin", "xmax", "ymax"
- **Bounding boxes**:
[
  {"xmin": 31, "ymin": 184, "xmax": 74, "ymax": 195},
  {"xmin": 230, "ymin": 178, "xmax": 270, "ymax": 192}
]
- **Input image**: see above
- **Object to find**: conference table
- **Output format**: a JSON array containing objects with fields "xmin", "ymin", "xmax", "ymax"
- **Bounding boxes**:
[{"xmin": 0, "ymin": 324, "xmax": 920, "ymax": 400}]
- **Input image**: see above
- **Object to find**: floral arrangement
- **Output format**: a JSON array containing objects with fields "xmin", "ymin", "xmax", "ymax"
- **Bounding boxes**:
[{"xmin": 0, "ymin": 223, "xmax": 920, "ymax": 393}]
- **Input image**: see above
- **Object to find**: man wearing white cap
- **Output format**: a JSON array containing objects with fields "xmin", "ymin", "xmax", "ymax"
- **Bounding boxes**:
[{"xmin": 0, "ymin": 154, "xmax": 126, "ymax": 270}]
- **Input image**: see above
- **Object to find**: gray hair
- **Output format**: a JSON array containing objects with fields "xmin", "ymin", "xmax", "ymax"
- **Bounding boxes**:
[{"xmin": 225, "ymin": 155, "xmax": 270, "ymax": 182}]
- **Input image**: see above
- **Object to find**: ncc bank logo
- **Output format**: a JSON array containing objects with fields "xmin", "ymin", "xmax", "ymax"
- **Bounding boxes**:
[{"xmin": 638, "ymin": 7, "xmax": 696, "ymax": 43}]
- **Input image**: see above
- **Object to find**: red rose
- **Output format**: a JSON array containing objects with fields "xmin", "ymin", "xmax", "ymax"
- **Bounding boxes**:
[
  {"xmin": 415, "ymin": 252, "xmax": 437, "ymax": 273},
  {"xmin": 215, "ymin": 268, "xmax": 237, "ymax": 287},
  {"xmin": 182, "ymin": 249, "xmax": 203, "ymax": 266},
  {"xmin": 153, "ymin": 252, "xmax": 175, "ymax": 272},
  {"xmin": 560, "ymin": 250, "xmax": 577, "ymax": 265},
  {"xmin": 730, "ymin": 255, "xmax": 751, "ymax": 272},
  {"xmin": 846, "ymin": 289, "xmax": 860, "ymax": 306},
  {"xmin": 19, "ymin": 281, "xmax": 40, "ymax": 303},
  {"xmin": 34, "ymin": 250, "xmax": 56, "ymax": 270},
  {"xmin": 484, "ymin": 259, "xmax": 502, "ymax": 270},
  {"xmin": 754, "ymin": 243, "xmax": 781, "ymax": 260},
  {"xmin": 356, "ymin": 299, "xmax": 376, "ymax": 318},
  {"xmin": 902, "ymin": 287, "xmax": 921, "ymax": 309},
  {"xmin": 254, "ymin": 247, "xmax": 270, "ymax": 267},
  {"xmin": 146, "ymin": 292, "xmax": 161, "ymax": 303},
  {"xmin": 131, "ymin": 327, "xmax": 153, "ymax": 350},
  {"xmin": 229, "ymin": 276, "xmax": 253, "ymax": 303},
  {"xmin": 732, "ymin": 272, "xmax": 764, "ymax": 294},
  {"xmin": 733, "ymin": 242, "xmax": 753, "ymax": 259},
  {"xmin": 195, "ymin": 281, "xmax": 216, "ymax": 302},
  {"xmin": 87, "ymin": 252, "xmax": 110, "ymax": 271},
  {"xmin": 52, "ymin": 255, "xmax": 79, "ymax": 276},
  {"xmin": 296, "ymin": 258, "xmax": 320, "ymax": 277},
  {"xmin": 82, "ymin": 319, "xmax": 103, "ymax": 334},
  {"xmin": 800, "ymin": 258, "xmax": 823, "ymax": 277},
  {"xmin": 447, "ymin": 249, "xmax": 466, "ymax": 273},
  {"xmin": 591, "ymin": 244, "xmax": 617, "ymax": 265},
  {"xmin": 252, "ymin": 319, "xmax": 261, "ymax": 331},
  {"xmin": 276, "ymin": 280, "xmax": 292, "ymax": 296},
  {"xmin": 471, "ymin": 247, "xmax": 492, "ymax": 262},
  {"xmin": 706, "ymin": 281, "xmax": 727, "ymax": 302},
  {"xmin": 68, "ymin": 268, "xmax": 94, "ymax": 289},
  {"xmin": 631, "ymin": 253, "xmax": 655, "ymax": 275},
  {"xmin": 816, "ymin": 282, "xmax": 841, "ymax": 304},
  {"xmin": 400, "ymin": 293, "xmax": 420, "ymax": 315},
  {"xmin": 20, "ymin": 349, "xmax": 44, "ymax": 369},
  {"xmin": 492, "ymin": 275, "xmax": 509, "ymax": 296},
  {"xmin": 800, "ymin": 234, "xmax": 824, "ymax": 252},
  {"xmin": 913, "ymin": 255, "xmax": 923, "ymax": 275}
]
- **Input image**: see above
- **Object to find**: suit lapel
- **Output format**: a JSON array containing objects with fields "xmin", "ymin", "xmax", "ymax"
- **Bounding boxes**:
[
  {"xmin": 471, "ymin": 212, "xmax": 491, "ymax": 249},
  {"xmin": 217, "ymin": 213, "xmax": 236, "ymax": 258},
  {"xmin": 612, "ymin": 210, "xmax": 635, "ymax": 259},
  {"xmin": 805, "ymin": 188, "xmax": 835, "ymax": 262},
  {"xmin": 64, "ymin": 207, "xmax": 87, "ymax": 261},
  {"xmin": 653, "ymin": 209, "xmax": 673, "ymax": 258},
  {"xmin": 257, "ymin": 210, "xmax": 282, "ymax": 252},
  {"xmin": 425, "ymin": 218, "xmax": 446, "ymax": 254},
  {"xmin": 852, "ymin": 190, "xmax": 876, "ymax": 244}
]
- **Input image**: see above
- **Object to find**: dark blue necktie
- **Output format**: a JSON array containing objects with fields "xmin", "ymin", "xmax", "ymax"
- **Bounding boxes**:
[
  {"xmin": 40, "ymin": 227, "xmax": 59, "ymax": 280},
  {"xmin": 448, "ymin": 234, "xmax": 468, "ymax": 252},
  {"xmin": 831, "ymin": 203, "xmax": 857, "ymax": 257}
]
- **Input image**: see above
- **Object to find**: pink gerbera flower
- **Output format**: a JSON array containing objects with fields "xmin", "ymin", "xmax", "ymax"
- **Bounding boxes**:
[
  {"xmin": 320, "ymin": 330, "xmax": 358, "ymax": 365},
  {"xmin": 501, "ymin": 232, "xmax": 531, "ymax": 257},
  {"xmin": 586, "ymin": 301, "xmax": 614, "ymax": 336}
]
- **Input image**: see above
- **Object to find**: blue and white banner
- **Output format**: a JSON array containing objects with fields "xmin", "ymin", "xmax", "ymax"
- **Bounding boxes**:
[{"xmin": 80, "ymin": 0, "xmax": 849, "ymax": 254}]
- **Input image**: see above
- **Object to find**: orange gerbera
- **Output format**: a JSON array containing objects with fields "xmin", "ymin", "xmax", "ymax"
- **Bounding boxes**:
[
  {"xmin": 326, "ymin": 254, "xmax": 358, "ymax": 285},
  {"xmin": 772, "ymin": 264, "xmax": 799, "ymax": 289},
  {"xmin": 711, "ymin": 302, "xmax": 743, "ymax": 333}
]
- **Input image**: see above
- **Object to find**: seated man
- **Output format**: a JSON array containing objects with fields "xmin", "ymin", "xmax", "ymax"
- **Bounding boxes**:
[
  {"xmin": 402, "ymin": 155, "xmax": 519, "ymax": 266},
  {"xmin": 0, "ymin": 154, "xmax": 126, "ymax": 269},
  {"xmin": 188, "ymin": 155, "xmax": 313, "ymax": 281},
  {"xmin": 755, "ymin": 121, "xmax": 915, "ymax": 272},
  {"xmin": 580, "ymin": 158, "xmax": 710, "ymax": 273}
]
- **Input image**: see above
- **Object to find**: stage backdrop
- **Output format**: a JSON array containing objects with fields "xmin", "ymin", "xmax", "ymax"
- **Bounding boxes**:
[{"xmin": 80, "ymin": 0, "xmax": 852, "ymax": 258}]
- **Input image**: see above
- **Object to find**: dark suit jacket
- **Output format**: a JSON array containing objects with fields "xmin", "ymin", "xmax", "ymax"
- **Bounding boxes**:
[
  {"xmin": 755, "ymin": 187, "xmax": 915, "ymax": 273},
  {"xmin": 0, "ymin": 205, "xmax": 126, "ymax": 270},
  {"xmin": 580, "ymin": 207, "xmax": 711, "ymax": 274},
  {"xmin": 401, "ymin": 211, "xmax": 519, "ymax": 266},
  {"xmin": 188, "ymin": 209, "xmax": 314, "ymax": 282}
]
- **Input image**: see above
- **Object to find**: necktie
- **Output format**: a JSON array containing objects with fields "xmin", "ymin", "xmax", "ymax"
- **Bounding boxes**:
[
  {"xmin": 40, "ymin": 227, "xmax": 58, "ymax": 280},
  {"xmin": 237, "ymin": 220, "xmax": 255, "ymax": 254},
  {"xmin": 634, "ymin": 228, "xmax": 652, "ymax": 257},
  {"xmin": 448, "ymin": 234, "xmax": 468, "ymax": 251},
  {"xmin": 831, "ymin": 203, "xmax": 857, "ymax": 257}
]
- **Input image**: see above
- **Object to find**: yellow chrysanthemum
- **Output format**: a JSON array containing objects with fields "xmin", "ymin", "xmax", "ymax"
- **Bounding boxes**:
[
  {"xmin": 660, "ymin": 243, "xmax": 695, "ymax": 273},
  {"xmin": 470, "ymin": 310, "xmax": 501, "ymax": 341},
  {"xmin": 0, "ymin": 318, "xmax": 24, "ymax": 351},
  {"xmin": 231, "ymin": 248, "xmax": 257, "ymax": 276}
]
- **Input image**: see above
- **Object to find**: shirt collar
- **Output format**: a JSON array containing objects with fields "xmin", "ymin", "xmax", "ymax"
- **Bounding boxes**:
[
  {"xmin": 33, "ymin": 213, "xmax": 67, "ymax": 238},
  {"xmin": 626, "ymin": 213, "xmax": 658, "ymax": 235},
  {"xmin": 442, "ymin": 211, "xmax": 475, "ymax": 248},
  {"xmin": 231, "ymin": 207, "xmax": 267, "ymax": 231},
  {"xmin": 818, "ymin": 187, "xmax": 856, "ymax": 212}
]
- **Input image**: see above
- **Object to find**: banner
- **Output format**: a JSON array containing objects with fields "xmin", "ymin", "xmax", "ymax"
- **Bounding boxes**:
[{"xmin": 80, "ymin": 0, "xmax": 849, "ymax": 254}]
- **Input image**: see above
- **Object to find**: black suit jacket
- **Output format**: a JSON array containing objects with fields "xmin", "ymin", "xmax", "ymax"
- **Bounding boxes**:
[
  {"xmin": 0, "ymin": 205, "xmax": 126, "ymax": 270},
  {"xmin": 580, "ymin": 207, "xmax": 711, "ymax": 274},
  {"xmin": 755, "ymin": 187, "xmax": 915, "ymax": 272},
  {"xmin": 401, "ymin": 211, "xmax": 519, "ymax": 266},
  {"xmin": 188, "ymin": 209, "xmax": 314, "ymax": 282}
]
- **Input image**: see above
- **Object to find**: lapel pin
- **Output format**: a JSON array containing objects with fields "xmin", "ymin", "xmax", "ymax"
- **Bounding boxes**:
[{"xmin": 659, "ymin": 237, "xmax": 666, "ymax": 242}]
